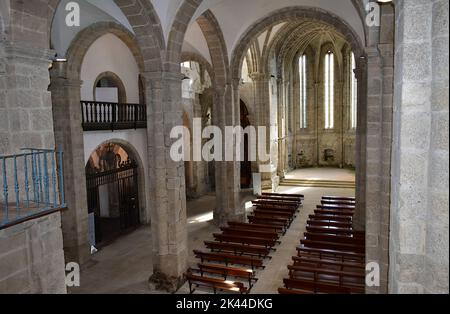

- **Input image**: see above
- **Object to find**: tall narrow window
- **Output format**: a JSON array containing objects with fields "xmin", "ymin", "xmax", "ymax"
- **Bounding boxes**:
[
  {"xmin": 350, "ymin": 52, "xmax": 358, "ymax": 129},
  {"xmin": 324, "ymin": 51, "xmax": 334, "ymax": 129},
  {"xmin": 299, "ymin": 54, "xmax": 307, "ymax": 129}
]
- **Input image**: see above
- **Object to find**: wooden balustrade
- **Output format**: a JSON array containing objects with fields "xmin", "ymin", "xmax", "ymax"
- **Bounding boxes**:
[{"xmin": 81, "ymin": 101, "xmax": 147, "ymax": 131}]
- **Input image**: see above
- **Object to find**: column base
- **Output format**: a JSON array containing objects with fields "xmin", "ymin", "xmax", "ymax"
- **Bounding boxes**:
[
  {"xmin": 261, "ymin": 175, "xmax": 280, "ymax": 192},
  {"xmin": 148, "ymin": 271, "xmax": 186, "ymax": 293}
]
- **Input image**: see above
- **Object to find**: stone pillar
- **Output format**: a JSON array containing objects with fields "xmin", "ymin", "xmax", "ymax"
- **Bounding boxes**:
[
  {"xmin": 250, "ymin": 72, "xmax": 279, "ymax": 190},
  {"xmin": 191, "ymin": 93, "xmax": 208, "ymax": 197},
  {"xmin": 362, "ymin": 3, "xmax": 395, "ymax": 294},
  {"xmin": 49, "ymin": 62, "xmax": 91, "ymax": 265},
  {"xmin": 364, "ymin": 46, "xmax": 390, "ymax": 294},
  {"xmin": 353, "ymin": 60, "xmax": 367, "ymax": 232},
  {"xmin": 146, "ymin": 71, "xmax": 188, "ymax": 291},
  {"xmin": 213, "ymin": 80, "xmax": 244, "ymax": 226},
  {"xmin": 276, "ymin": 76, "xmax": 287, "ymax": 178},
  {"xmin": 0, "ymin": 43, "xmax": 55, "ymax": 155},
  {"xmin": 389, "ymin": 0, "xmax": 449, "ymax": 294}
]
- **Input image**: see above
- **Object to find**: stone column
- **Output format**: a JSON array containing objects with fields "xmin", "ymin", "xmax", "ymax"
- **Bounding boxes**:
[
  {"xmin": 389, "ymin": 0, "xmax": 449, "ymax": 294},
  {"xmin": 250, "ymin": 72, "xmax": 279, "ymax": 190},
  {"xmin": 353, "ymin": 60, "xmax": 368, "ymax": 232},
  {"xmin": 362, "ymin": 3, "xmax": 395, "ymax": 294},
  {"xmin": 276, "ymin": 76, "xmax": 287, "ymax": 178},
  {"xmin": 0, "ymin": 43, "xmax": 55, "ymax": 155},
  {"xmin": 146, "ymin": 71, "xmax": 188, "ymax": 291},
  {"xmin": 191, "ymin": 92, "xmax": 208, "ymax": 197},
  {"xmin": 212, "ymin": 79, "xmax": 244, "ymax": 226},
  {"xmin": 49, "ymin": 62, "xmax": 91, "ymax": 265}
]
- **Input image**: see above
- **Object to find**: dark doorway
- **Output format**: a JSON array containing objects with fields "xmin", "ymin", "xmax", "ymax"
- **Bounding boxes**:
[
  {"xmin": 86, "ymin": 143, "xmax": 140, "ymax": 247},
  {"xmin": 240, "ymin": 100, "xmax": 252, "ymax": 189}
]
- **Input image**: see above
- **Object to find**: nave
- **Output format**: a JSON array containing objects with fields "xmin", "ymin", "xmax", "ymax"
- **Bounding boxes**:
[{"xmin": 69, "ymin": 185, "xmax": 354, "ymax": 294}]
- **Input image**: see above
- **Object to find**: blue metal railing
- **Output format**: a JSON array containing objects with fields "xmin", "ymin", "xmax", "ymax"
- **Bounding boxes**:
[{"xmin": 0, "ymin": 148, "xmax": 65, "ymax": 227}]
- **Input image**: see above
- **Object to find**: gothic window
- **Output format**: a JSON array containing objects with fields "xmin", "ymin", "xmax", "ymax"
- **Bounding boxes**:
[
  {"xmin": 350, "ymin": 52, "xmax": 358, "ymax": 129},
  {"xmin": 299, "ymin": 54, "xmax": 307, "ymax": 129},
  {"xmin": 324, "ymin": 51, "xmax": 334, "ymax": 129}
]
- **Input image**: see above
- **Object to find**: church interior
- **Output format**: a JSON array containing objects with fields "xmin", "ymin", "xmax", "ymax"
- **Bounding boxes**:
[{"xmin": 0, "ymin": 0, "xmax": 448, "ymax": 295}]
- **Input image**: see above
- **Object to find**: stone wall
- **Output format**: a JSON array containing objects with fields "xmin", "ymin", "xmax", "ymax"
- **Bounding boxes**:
[
  {"xmin": 0, "ymin": 212, "xmax": 67, "ymax": 294},
  {"xmin": 389, "ymin": 0, "xmax": 449, "ymax": 294},
  {"xmin": 289, "ymin": 39, "xmax": 357, "ymax": 169}
]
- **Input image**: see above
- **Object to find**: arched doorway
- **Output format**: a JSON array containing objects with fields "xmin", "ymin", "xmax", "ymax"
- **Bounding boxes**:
[
  {"xmin": 240, "ymin": 100, "xmax": 252, "ymax": 189},
  {"xmin": 85, "ymin": 142, "xmax": 141, "ymax": 247}
]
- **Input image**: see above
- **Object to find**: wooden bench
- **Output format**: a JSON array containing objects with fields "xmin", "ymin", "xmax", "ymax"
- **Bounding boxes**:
[
  {"xmin": 227, "ymin": 221, "xmax": 284, "ymax": 233},
  {"xmin": 310, "ymin": 214, "xmax": 353, "ymax": 222},
  {"xmin": 300, "ymin": 239, "xmax": 365, "ymax": 253},
  {"xmin": 193, "ymin": 250, "xmax": 264, "ymax": 269},
  {"xmin": 204, "ymin": 241, "xmax": 271, "ymax": 259},
  {"xmin": 307, "ymin": 220, "xmax": 353, "ymax": 229},
  {"xmin": 288, "ymin": 264, "xmax": 365, "ymax": 279},
  {"xmin": 314, "ymin": 209, "xmax": 354, "ymax": 217},
  {"xmin": 253, "ymin": 200, "xmax": 299, "ymax": 208},
  {"xmin": 297, "ymin": 246, "xmax": 365, "ymax": 262},
  {"xmin": 192, "ymin": 263, "xmax": 257, "ymax": 288},
  {"xmin": 248, "ymin": 214, "xmax": 290, "ymax": 225},
  {"xmin": 317, "ymin": 204, "xmax": 355, "ymax": 210},
  {"xmin": 322, "ymin": 196, "xmax": 355, "ymax": 201},
  {"xmin": 258, "ymin": 195, "xmax": 303, "ymax": 203},
  {"xmin": 220, "ymin": 227, "xmax": 280, "ymax": 241},
  {"xmin": 292, "ymin": 256, "xmax": 365, "ymax": 272},
  {"xmin": 262, "ymin": 192, "xmax": 304, "ymax": 199},
  {"xmin": 287, "ymin": 265, "xmax": 365, "ymax": 292},
  {"xmin": 254, "ymin": 205, "xmax": 297, "ymax": 214},
  {"xmin": 278, "ymin": 287, "xmax": 312, "ymax": 294},
  {"xmin": 248, "ymin": 216, "xmax": 288, "ymax": 228},
  {"xmin": 306, "ymin": 225, "xmax": 363, "ymax": 237},
  {"xmin": 283, "ymin": 278, "xmax": 355, "ymax": 294},
  {"xmin": 309, "ymin": 214, "xmax": 352, "ymax": 221},
  {"xmin": 321, "ymin": 199, "xmax": 356, "ymax": 206},
  {"xmin": 253, "ymin": 209, "xmax": 294, "ymax": 220},
  {"xmin": 304, "ymin": 232, "xmax": 365, "ymax": 245},
  {"xmin": 185, "ymin": 272, "xmax": 248, "ymax": 294},
  {"xmin": 213, "ymin": 233, "xmax": 277, "ymax": 249}
]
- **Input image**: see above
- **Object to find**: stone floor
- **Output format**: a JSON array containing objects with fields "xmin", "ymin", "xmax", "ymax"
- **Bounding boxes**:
[{"xmin": 71, "ymin": 170, "xmax": 355, "ymax": 294}]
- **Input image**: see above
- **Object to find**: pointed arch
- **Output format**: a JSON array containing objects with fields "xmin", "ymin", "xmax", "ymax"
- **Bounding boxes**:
[
  {"xmin": 196, "ymin": 10, "xmax": 230, "ymax": 88},
  {"xmin": 231, "ymin": 6, "xmax": 365, "ymax": 80}
]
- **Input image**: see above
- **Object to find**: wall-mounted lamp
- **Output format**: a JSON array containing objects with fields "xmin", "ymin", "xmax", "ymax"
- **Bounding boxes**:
[{"xmin": 377, "ymin": 0, "xmax": 392, "ymax": 3}]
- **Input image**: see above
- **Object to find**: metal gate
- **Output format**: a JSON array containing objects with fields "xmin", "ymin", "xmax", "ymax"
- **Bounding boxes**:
[{"xmin": 86, "ymin": 162, "xmax": 140, "ymax": 244}]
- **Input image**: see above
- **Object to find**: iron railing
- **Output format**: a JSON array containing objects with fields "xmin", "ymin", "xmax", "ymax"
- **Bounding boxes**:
[
  {"xmin": 0, "ymin": 148, "xmax": 65, "ymax": 227},
  {"xmin": 81, "ymin": 101, "xmax": 147, "ymax": 131}
]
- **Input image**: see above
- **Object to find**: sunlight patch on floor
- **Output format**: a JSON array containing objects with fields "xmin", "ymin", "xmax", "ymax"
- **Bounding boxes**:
[{"xmin": 188, "ymin": 211, "xmax": 214, "ymax": 224}]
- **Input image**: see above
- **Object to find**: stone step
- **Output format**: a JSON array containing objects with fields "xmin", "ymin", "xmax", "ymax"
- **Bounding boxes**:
[{"xmin": 279, "ymin": 179, "xmax": 355, "ymax": 189}]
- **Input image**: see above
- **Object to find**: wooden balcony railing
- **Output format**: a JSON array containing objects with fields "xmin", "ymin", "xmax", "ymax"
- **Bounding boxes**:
[{"xmin": 81, "ymin": 101, "xmax": 147, "ymax": 131}]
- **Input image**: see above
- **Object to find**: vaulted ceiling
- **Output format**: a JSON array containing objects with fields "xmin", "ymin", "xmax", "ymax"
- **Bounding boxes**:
[{"xmin": 51, "ymin": 0, "xmax": 366, "ymax": 65}]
